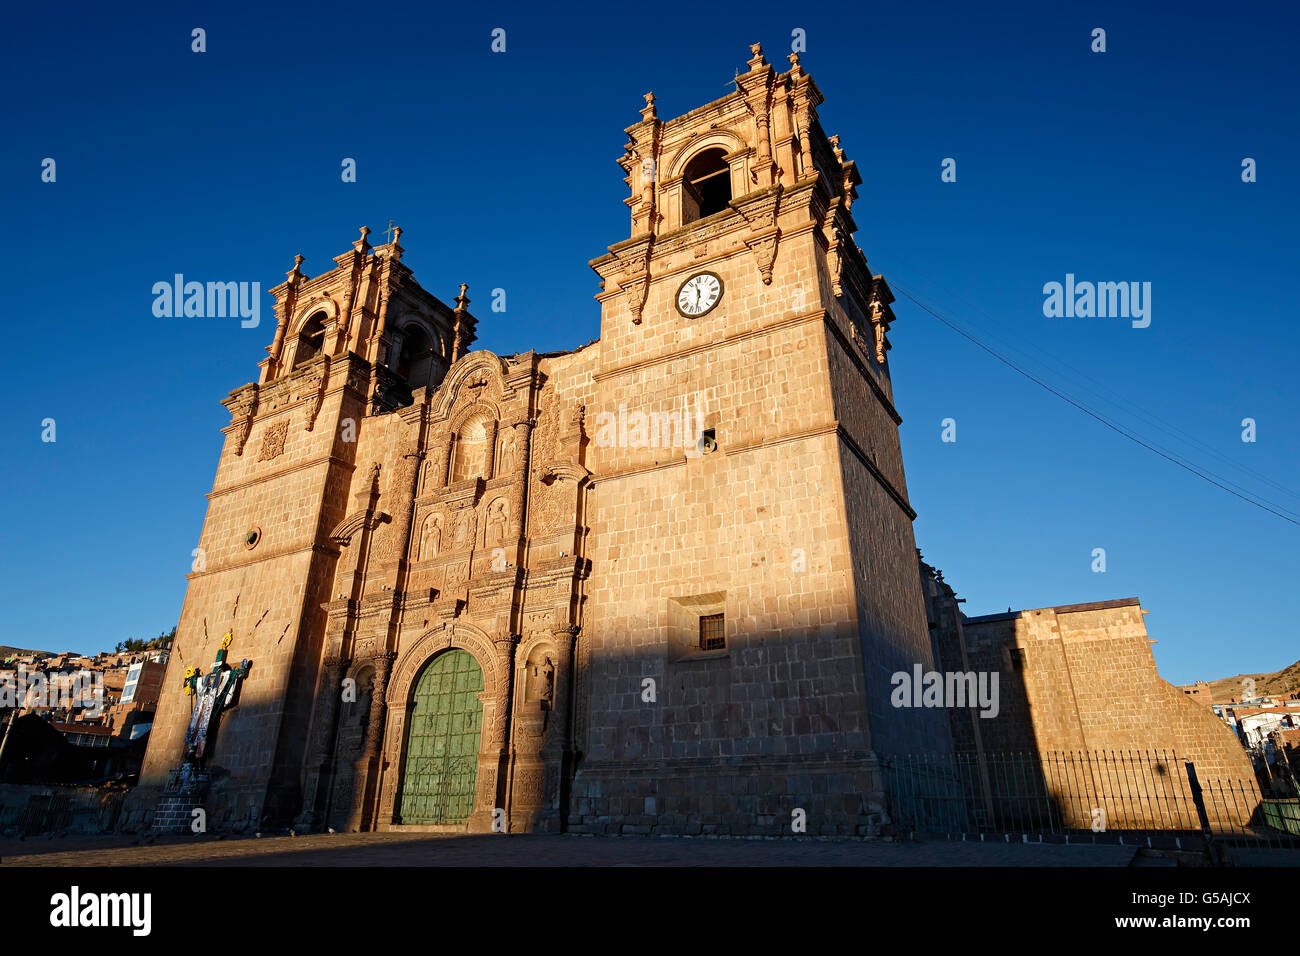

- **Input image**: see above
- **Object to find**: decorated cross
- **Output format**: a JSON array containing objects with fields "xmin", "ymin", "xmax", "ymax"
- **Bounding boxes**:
[{"xmin": 181, "ymin": 631, "xmax": 252, "ymax": 765}]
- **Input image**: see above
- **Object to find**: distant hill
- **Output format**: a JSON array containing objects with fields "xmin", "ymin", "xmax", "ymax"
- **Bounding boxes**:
[
  {"xmin": 1203, "ymin": 660, "xmax": 1300, "ymax": 702},
  {"xmin": 0, "ymin": 646, "xmax": 54, "ymax": 661}
]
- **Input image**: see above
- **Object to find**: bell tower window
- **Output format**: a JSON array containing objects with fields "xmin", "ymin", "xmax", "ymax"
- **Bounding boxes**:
[
  {"xmin": 681, "ymin": 148, "xmax": 731, "ymax": 224},
  {"xmin": 397, "ymin": 324, "xmax": 433, "ymax": 385},
  {"xmin": 294, "ymin": 312, "xmax": 326, "ymax": 368}
]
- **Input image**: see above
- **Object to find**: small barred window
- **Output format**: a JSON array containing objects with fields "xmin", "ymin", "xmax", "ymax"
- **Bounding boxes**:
[{"xmin": 699, "ymin": 613, "xmax": 725, "ymax": 651}]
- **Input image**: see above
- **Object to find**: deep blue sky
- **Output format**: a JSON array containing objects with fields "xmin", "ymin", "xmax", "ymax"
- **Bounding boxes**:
[{"xmin": 1, "ymin": 2, "xmax": 1295, "ymax": 684}]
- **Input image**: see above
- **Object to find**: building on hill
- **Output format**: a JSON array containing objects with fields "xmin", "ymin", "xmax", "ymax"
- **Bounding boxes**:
[
  {"xmin": 1178, "ymin": 680, "xmax": 1215, "ymax": 707},
  {"xmin": 103, "ymin": 659, "xmax": 166, "ymax": 742}
]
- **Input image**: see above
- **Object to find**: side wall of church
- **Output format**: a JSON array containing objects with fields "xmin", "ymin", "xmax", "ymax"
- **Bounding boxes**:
[
  {"xmin": 822, "ymin": 273, "xmax": 950, "ymax": 758},
  {"xmin": 959, "ymin": 603, "xmax": 1259, "ymax": 827}
]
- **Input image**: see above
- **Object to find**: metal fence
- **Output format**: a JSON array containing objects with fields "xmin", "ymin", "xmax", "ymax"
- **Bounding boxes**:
[{"xmin": 882, "ymin": 750, "xmax": 1299, "ymax": 855}]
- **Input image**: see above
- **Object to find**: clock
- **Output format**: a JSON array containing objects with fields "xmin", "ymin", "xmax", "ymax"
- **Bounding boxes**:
[{"xmin": 674, "ymin": 271, "xmax": 724, "ymax": 318}]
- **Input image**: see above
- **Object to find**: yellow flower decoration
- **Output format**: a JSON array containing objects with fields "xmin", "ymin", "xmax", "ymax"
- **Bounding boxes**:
[
  {"xmin": 184, "ymin": 666, "xmax": 196, "ymax": 679},
  {"xmin": 221, "ymin": 632, "xmax": 233, "ymax": 649}
]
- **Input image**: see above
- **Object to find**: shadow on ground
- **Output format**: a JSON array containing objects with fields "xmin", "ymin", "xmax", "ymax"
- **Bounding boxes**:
[{"xmin": 0, "ymin": 831, "xmax": 1142, "ymax": 867}]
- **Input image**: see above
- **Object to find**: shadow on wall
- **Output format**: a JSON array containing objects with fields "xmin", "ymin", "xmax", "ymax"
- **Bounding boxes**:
[{"xmin": 110, "ymin": 611, "xmax": 1271, "ymax": 840}]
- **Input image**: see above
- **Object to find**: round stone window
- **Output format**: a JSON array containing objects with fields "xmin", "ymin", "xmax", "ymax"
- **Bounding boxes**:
[{"xmin": 244, "ymin": 528, "xmax": 262, "ymax": 550}]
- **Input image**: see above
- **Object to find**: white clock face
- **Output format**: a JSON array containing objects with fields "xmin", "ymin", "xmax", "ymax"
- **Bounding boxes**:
[{"xmin": 676, "ymin": 272, "xmax": 723, "ymax": 318}]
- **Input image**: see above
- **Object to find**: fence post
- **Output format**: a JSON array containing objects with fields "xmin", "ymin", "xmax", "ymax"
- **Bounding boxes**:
[{"xmin": 1184, "ymin": 761, "xmax": 1221, "ymax": 866}]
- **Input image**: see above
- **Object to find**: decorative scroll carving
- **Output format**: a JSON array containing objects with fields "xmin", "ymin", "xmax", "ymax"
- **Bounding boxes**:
[
  {"xmin": 298, "ymin": 357, "xmax": 330, "ymax": 432},
  {"xmin": 622, "ymin": 275, "xmax": 649, "ymax": 325},
  {"xmin": 363, "ymin": 651, "xmax": 397, "ymax": 757},
  {"xmin": 376, "ymin": 443, "xmax": 421, "ymax": 561},
  {"xmin": 867, "ymin": 281, "xmax": 893, "ymax": 366},
  {"xmin": 744, "ymin": 228, "xmax": 780, "ymax": 285},
  {"xmin": 514, "ymin": 768, "xmax": 544, "ymax": 803},
  {"xmin": 225, "ymin": 387, "xmax": 259, "ymax": 456},
  {"xmin": 825, "ymin": 220, "xmax": 846, "ymax": 297},
  {"xmin": 257, "ymin": 419, "xmax": 289, "ymax": 461}
]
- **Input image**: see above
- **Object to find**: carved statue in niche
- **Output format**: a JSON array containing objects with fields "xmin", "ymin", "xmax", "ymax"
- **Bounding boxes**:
[
  {"xmin": 539, "ymin": 657, "xmax": 555, "ymax": 706},
  {"xmin": 486, "ymin": 498, "xmax": 508, "ymax": 543},
  {"xmin": 498, "ymin": 430, "xmax": 516, "ymax": 475},
  {"xmin": 527, "ymin": 656, "xmax": 555, "ymax": 707},
  {"xmin": 453, "ymin": 508, "xmax": 474, "ymax": 549},
  {"xmin": 419, "ymin": 513, "xmax": 442, "ymax": 560}
]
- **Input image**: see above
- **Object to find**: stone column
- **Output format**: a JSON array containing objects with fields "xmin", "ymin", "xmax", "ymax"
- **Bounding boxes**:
[
  {"xmin": 537, "ymin": 625, "xmax": 579, "ymax": 833},
  {"xmin": 546, "ymin": 626, "xmax": 578, "ymax": 754},
  {"xmin": 350, "ymin": 651, "xmax": 397, "ymax": 831},
  {"xmin": 488, "ymin": 635, "xmax": 519, "ymax": 748},
  {"xmin": 363, "ymin": 652, "xmax": 397, "ymax": 758},
  {"xmin": 296, "ymin": 655, "xmax": 351, "ymax": 828},
  {"xmin": 484, "ymin": 420, "xmax": 499, "ymax": 481},
  {"xmin": 469, "ymin": 634, "xmax": 518, "ymax": 833},
  {"xmin": 506, "ymin": 420, "xmax": 533, "ymax": 541}
]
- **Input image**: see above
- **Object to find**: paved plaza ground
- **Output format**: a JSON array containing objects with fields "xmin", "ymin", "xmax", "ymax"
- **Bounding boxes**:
[{"xmin": 0, "ymin": 830, "xmax": 1147, "ymax": 866}]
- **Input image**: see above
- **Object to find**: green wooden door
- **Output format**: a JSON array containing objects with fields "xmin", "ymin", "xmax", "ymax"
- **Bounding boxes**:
[{"xmin": 397, "ymin": 650, "xmax": 484, "ymax": 825}]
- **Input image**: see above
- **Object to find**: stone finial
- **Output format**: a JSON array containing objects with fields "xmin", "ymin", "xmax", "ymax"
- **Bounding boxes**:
[
  {"xmin": 788, "ymin": 51, "xmax": 803, "ymax": 75},
  {"xmin": 455, "ymin": 283, "xmax": 470, "ymax": 312},
  {"xmin": 286, "ymin": 254, "xmax": 306, "ymax": 285},
  {"xmin": 641, "ymin": 91, "xmax": 657, "ymax": 122},
  {"xmin": 747, "ymin": 42, "xmax": 767, "ymax": 70},
  {"xmin": 354, "ymin": 226, "xmax": 372, "ymax": 254}
]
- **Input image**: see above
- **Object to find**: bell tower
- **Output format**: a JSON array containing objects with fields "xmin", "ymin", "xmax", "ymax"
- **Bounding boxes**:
[
  {"xmin": 133, "ymin": 227, "xmax": 476, "ymax": 831},
  {"xmin": 574, "ymin": 44, "xmax": 949, "ymax": 837}
]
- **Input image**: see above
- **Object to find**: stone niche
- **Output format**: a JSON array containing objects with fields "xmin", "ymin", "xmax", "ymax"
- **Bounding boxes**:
[
  {"xmin": 667, "ymin": 590, "xmax": 727, "ymax": 662},
  {"xmin": 515, "ymin": 644, "xmax": 558, "ymax": 742}
]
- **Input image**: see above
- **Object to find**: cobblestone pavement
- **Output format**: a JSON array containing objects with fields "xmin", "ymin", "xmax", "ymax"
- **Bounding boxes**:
[{"xmin": 0, "ymin": 831, "xmax": 1141, "ymax": 866}]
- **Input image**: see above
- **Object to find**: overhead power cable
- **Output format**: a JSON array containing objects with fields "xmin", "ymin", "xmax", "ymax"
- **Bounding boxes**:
[
  {"xmin": 888, "ymin": 279, "xmax": 1300, "ymax": 528},
  {"xmin": 889, "ymin": 265, "xmax": 1300, "ymax": 503}
]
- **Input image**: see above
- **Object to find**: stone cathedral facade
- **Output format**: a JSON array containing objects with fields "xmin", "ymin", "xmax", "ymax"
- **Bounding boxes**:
[{"xmin": 130, "ymin": 45, "xmax": 961, "ymax": 835}]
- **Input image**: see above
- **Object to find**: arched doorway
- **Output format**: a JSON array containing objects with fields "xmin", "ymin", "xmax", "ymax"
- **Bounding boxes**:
[{"xmin": 397, "ymin": 649, "xmax": 484, "ymax": 825}]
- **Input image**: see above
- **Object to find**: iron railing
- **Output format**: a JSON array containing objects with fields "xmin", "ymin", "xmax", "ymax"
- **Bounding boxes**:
[{"xmin": 882, "ymin": 750, "xmax": 1299, "ymax": 857}]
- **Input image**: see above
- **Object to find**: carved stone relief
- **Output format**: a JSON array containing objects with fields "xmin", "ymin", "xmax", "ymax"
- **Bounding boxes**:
[{"xmin": 258, "ymin": 419, "xmax": 289, "ymax": 461}]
